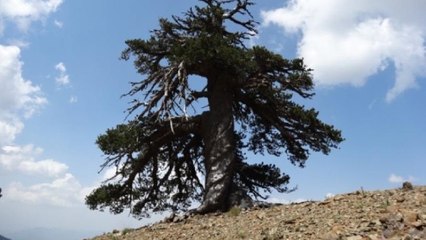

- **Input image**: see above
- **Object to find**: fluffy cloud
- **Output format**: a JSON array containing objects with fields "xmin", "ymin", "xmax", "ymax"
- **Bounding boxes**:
[
  {"xmin": 0, "ymin": 45, "xmax": 46, "ymax": 145},
  {"xmin": 0, "ymin": 45, "xmax": 46, "ymax": 116},
  {"xmin": 0, "ymin": 45, "xmax": 77, "ymax": 208},
  {"xmin": 267, "ymin": 197, "xmax": 307, "ymax": 204},
  {"xmin": 0, "ymin": 0, "xmax": 63, "ymax": 33},
  {"xmin": 325, "ymin": 193, "xmax": 335, "ymax": 198},
  {"xmin": 7, "ymin": 173, "xmax": 84, "ymax": 207},
  {"xmin": 261, "ymin": 0, "xmax": 426, "ymax": 102},
  {"xmin": 0, "ymin": 0, "xmax": 83, "ymax": 210},
  {"xmin": 388, "ymin": 174, "xmax": 415, "ymax": 184},
  {"xmin": 55, "ymin": 62, "xmax": 70, "ymax": 86},
  {"xmin": 0, "ymin": 144, "xmax": 68, "ymax": 177},
  {"xmin": 0, "ymin": 119, "xmax": 24, "ymax": 146},
  {"xmin": 0, "ymin": 144, "xmax": 89, "ymax": 207}
]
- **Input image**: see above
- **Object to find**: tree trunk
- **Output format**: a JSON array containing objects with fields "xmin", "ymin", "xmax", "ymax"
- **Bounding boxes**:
[{"xmin": 196, "ymin": 75, "xmax": 236, "ymax": 213}]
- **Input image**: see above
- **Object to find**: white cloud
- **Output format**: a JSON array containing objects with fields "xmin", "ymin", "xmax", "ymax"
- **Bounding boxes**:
[
  {"xmin": 55, "ymin": 62, "xmax": 70, "ymax": 86},
  {"xmin": 0, "ymin": 144, "xmax": 68, "ymax": 177},
  {"xmin": 69, "ymin": 96, "xmax": 78, "ymax": 103},
  {"xmin": 0, "ymin": 45, "xmax": 46, "ymax": 145},
  {"xmin": 0, "ymin": 0, "xmax": 63, "ymax": 33},
  {"xmin": 102, "ymin": 166, "xmax": 118, "ymax": 181},
  {"xmin": 19, "ymin": 159, "xmax": 68, "ymax": 177},
  {"xmin": 0, "ymin": 44, "xmax": 79, "ymax": 211},
  {"xmin": 54, "ymin": 19, "xmax": 63, "ymax": 28},
  {"xmin": 0, "ymin": 45, "xmax": 46, "ymax": 116},
  {"xmin": 0, "ymin": 144, "xmax": 92, "ymax": 207},
  {"xmin": 55, "ymin": 61, "xmax": 66, "ymax": 72},
  {"xmin": 267, "ymin": 197, "xmax": 291, "ymax": 204},
  {"xmin": 0, "ymin": 119, "xmax": 24, "ymax": 146},
  {"xmin": 6, "ymin": 173, "xmax": 84, "ymax": 207},
  {"xmin": 0, "ymin": 144, "xmax": 86, "ymax": 207},
  {"xmin": 388, "ymin": 173, "xmax": 415, "ymax": 184},
  {"xmin": 388, "ymin": 174, "xmax": 404, "ymax": 183},
  {"xmin": 6, "ymin": 39, "xmax": 30, "ymax": 48},
  {"xmin": 325, "ymin": 193, "xmax": 335, "ymax": 198},
  {"xmin": 0, "ymin": 0, "xmax": 87, "ymax": 212},
  {"xmin": 267, "ymin": 197, "xmax": 307, "ymax": 204},
  {"xmin": 261, "ymin": 0, "xmax": 426, "ymax": 102}
]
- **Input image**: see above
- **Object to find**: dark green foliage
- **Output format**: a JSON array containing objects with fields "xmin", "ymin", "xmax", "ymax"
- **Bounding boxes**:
[
  {"xmin": 87, "ymin": 119, "xmax": 204, "ymax": 217},
  {"xmin": 86, "ymin": 0, "xmax": 343, "ymax": 217}
]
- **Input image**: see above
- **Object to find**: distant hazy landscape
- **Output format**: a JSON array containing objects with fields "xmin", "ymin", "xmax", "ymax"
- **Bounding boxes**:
[
  {"xmin": 0, "ymin": 234, "xmax": 11, "ymax": 240},
  {"xmin": 2, "ymin": 228, "xmax": 98, "ymax": 240}
]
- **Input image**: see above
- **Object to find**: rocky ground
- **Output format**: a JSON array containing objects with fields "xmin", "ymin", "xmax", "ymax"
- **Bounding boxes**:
[{"xmin": 88, "ymin": 183, "xmax": 426, "ymax": 240}]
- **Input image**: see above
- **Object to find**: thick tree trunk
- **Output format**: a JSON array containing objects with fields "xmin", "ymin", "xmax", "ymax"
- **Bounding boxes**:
[{"xmin": 196, "ymin": 75, "xmax": 236, "ymax": 213}]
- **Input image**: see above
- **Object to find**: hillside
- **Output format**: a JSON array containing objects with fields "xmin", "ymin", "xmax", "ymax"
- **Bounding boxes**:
[
  {"xmin": 7, "ymin": 228, "xmax": 97, "ymax": 240},
  {"xmin": 89, "ymin": 184, "xmax": 426, "ymax": 240},
  {"xmin": 0, "ymin": 234, "xmax": 11, "ymax": 240}
]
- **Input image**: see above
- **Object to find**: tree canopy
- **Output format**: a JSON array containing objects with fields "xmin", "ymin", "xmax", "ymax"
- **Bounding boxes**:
[{"xmin": 86, "ymin": 0, "xmax": 343, "ymax": 217}]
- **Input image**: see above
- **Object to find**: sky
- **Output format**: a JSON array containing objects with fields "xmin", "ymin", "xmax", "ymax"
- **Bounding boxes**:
[{"xmin": 0, "ymin": 0, "xmax": 425, "ymax": 239}]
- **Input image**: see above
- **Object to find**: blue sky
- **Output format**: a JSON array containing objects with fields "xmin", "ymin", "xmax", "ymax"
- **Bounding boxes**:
[{"xmin": 0, "ymin": 0, "xmax": 425, "ymax": 239}]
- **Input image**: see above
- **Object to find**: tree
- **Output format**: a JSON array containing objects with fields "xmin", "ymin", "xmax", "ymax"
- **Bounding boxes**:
[{"xmin": 86, "ymin": 0, "xmax": 343, "ymax": 217}]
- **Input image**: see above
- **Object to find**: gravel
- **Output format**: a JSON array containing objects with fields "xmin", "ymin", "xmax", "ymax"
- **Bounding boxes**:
[{"xmin": 88, "ymin": 184, "xmax": 426, "ymax": 240}]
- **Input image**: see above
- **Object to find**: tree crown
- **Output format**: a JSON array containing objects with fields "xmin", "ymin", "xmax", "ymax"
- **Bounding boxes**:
[{"xmin": 86, "ymin": 0, "xmax": 343, "ymax": 217}]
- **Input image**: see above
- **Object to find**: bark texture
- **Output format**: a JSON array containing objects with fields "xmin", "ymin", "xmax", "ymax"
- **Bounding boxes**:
[{"xmin": 197, "ymin": 75, "xmax": 236, "ymax": 213}]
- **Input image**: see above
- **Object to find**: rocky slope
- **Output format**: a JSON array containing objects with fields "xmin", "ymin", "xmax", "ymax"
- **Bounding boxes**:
[{"xmin": 88, "ymin": 183, "xmax": 426, "ymax": 240}]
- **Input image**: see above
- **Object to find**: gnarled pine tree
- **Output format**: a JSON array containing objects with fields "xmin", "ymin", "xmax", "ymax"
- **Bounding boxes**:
[{"xmin": 86, "ymin": 0, "xmax": 343, "ymax": 217}]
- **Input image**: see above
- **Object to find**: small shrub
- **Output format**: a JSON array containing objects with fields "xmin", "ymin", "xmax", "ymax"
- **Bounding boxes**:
[
  {"xmin": 237, "ymin": 230, "xmax": 247, "ymax": 239},
  {"xmin": 261, "ymin": 228, "xmax": 283, "ymax": 240},
  {"xmin": 228, "ymin": 206, "xmax": 242, "ymax": 217},
  {"xmin": 122, "ymin": 228, "xmax": 134, "ymax": 235}
]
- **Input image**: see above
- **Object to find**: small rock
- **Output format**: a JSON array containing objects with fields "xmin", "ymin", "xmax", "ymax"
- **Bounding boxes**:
[
  {"xmin": 391, "ymin": 212, "xmax": 404, "ymax": 222},
  {"xmin": 346, "ymin": 236, "xmax": 363, "ymax": 240},
  {"xmin": 334, "ymin": 196, "xmax": 344, "ymax": 201},
  {"xmin": 367, "ymin": 233, "xmax": 382, "ymax": 240},
  {"xmin": 410, "ymin": 221, "xmax": 424, "ymax": 228},
  {"xmin": 320, "ymin": 232, "xmax": 339, "ymax": 240},
  {"xmin": 401, "ymin": 210, "xmax": 419, "ymax": 225},
  {"xmin": 383, "ymin": 229, "xmax": 396, "ymax": 238},
  {"xmin": 371, "ymin": 219, "xmax": 382, "ymax": 226},
  {"xmin": 256, "ymin": 212, "xmax": 266, "ymax": 220},
  {"xmin": 283, "ymin": 218, "xmax": 296, "ymax": 224},
  {"xmin": 164, "ymin": 213, "xmax": 176, "ymax": 223},
  {"xmin": 173, "ymin": 215, "xmax": 184, "ymax": 223}
]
